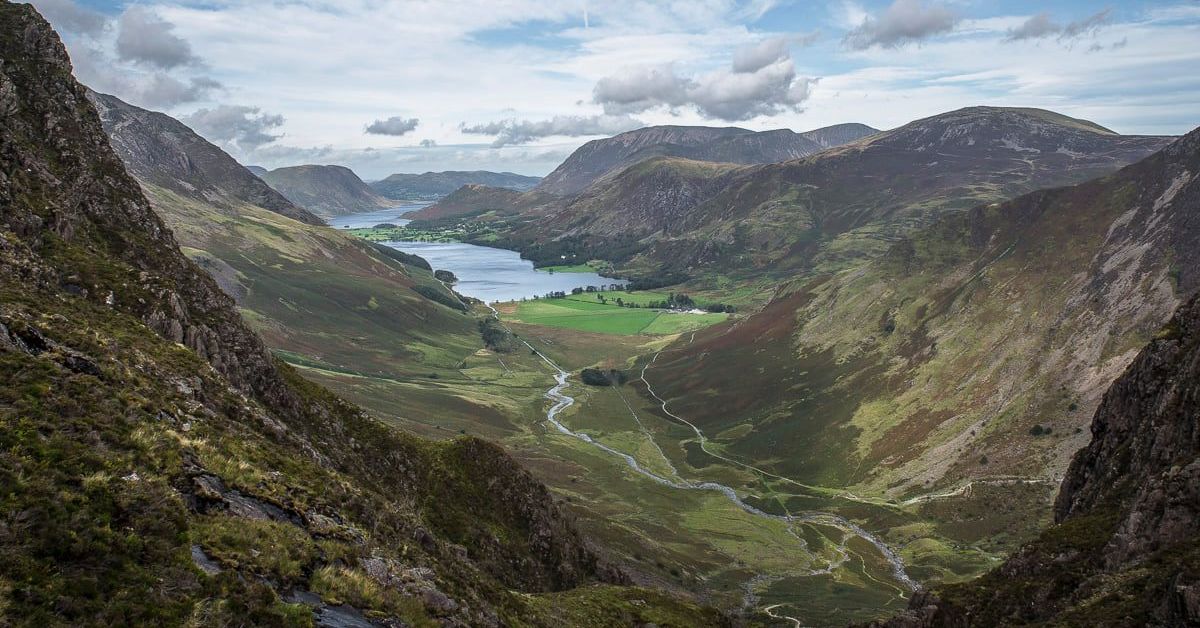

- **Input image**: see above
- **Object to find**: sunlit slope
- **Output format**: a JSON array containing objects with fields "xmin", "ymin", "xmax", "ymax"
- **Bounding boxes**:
[
  {"xmin": 145, "ymin": 185, "xmax": 480, "ymax": 377},
  {"xmin": 91, "ymin": 90, "xmax": 481, "ymax": 379}
]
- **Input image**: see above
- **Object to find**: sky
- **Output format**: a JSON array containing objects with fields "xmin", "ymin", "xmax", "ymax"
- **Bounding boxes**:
[{"xmin": 31, "ymin": 0, "xmax": 1200, "ymax": 180}]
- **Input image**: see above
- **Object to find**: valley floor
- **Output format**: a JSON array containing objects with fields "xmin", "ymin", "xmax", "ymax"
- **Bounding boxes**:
[{"xmin": 284, "ymin": 300, "xmax": 1055, "ymax": 626}]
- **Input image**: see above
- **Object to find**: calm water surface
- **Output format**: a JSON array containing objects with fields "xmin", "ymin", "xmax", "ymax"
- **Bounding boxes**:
[
  {"xmin": 382, "ymin": 241, "xmax": 624, "ymax": 303},
  {"xmin": 332, "ymin": 202, "xmax": 428, "ymax": 229},
  {"xmin": 331, "ymin": 209, "xmax": 625, "ymax": 303}
]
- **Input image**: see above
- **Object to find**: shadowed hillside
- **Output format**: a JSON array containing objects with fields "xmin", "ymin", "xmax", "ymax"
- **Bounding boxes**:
[
  {"xmin": 371, "ymin": 170, "xmax": 541, "ymax": 201},
  {"xmin": 0, "ymin": 4, "xmax": 735, "ymax": 625}
]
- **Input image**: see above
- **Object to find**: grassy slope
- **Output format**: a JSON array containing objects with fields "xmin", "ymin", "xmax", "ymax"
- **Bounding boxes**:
[
  {"xmin": 143, "ymin": 185, "xmax": 480, "ymax": 379},
  {"xmin": 648, "ymin": 137, "xmax": 1195, "ymax": 504},
  {"xmin": 506, "ymin": 298, "xmax": 727, "ymax": 336}
]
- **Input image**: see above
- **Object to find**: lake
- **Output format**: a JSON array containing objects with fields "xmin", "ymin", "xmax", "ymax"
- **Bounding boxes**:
[
  {"xmin": 330, "ymin": 209, "xmax": 626, "ymax": 303},
  {"xmin": 380, "ymin": 241, "xmax": 625, "ymax": 303},
  {"xmin": 331, "ymin": 202, "xmax": 428, "ymax": 229}
]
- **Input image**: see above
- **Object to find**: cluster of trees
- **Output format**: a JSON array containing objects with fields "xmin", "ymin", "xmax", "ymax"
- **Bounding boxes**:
[
  {"xmin": 627, "ymin": 272, "xmax": 690, "ymax": 291},
  {"xmin": 569, "ymin": 284, "xmax": 626, "ymax": 295},
  {"xmin": 580, "ymin": 368, "xmax": 629, "ymax": 387},
  {"xmin": 478, "ymin": 318, "xmax": 517, "ymax": 352},
  {"xmin": 414, "ymin": 284, "xmax": 468, "ymax": 312},
  {"xmin": 498, "ymin": 233, "xmax": 645, "ymax": 269},
  {"xmin": 370, "ymin": 242, "xmax": 431, "ymax": 270},
  {"xmin": 433, "ymin": 269, "xmax": 458, "ymax": 285},
  {"xmin": 522, "ymin": 287, "xmax": 736, "ymax": 313}
]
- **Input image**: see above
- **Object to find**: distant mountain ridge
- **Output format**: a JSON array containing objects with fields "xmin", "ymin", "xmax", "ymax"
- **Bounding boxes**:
[
  {"xmin": 87, "ymin": 91, "xmax": 323, "ymax": 226},
  {"xmin": 260, "ymin": 164, "xmax": 394, "ymax": 218},
  {"xmin": 533, "ymin": 122, "xmax": 880, "ymax": 195},
  {"xmin": 371, "ymin": 170, "xmax": 541, "ymax": 200},
  {"xmin": 407, "ymin": 184, "xmax": 556, "ymax": 222},
  {"xmin": 484, "ymin": 106, "xmax": 1173, "ymax": 275}
]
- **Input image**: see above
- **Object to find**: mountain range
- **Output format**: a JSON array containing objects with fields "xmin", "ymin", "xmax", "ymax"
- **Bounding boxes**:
[
  {"xmin": 90, "ymin": 91, "xmax": 481, "ymax": 385},
  {"xmin": 371, "ymin": 170, "xmax": 541, "ymax": 200},
  {"xmin": 649, "ymin": 122, "xmax": 1197, "ymax": 496},
  {"xmin": 420, "ymin": 106, "xmax": 1171, "ymax": 277}
]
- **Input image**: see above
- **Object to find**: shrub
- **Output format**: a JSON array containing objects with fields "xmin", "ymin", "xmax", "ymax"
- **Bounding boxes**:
[
  {"xmin": 414, "ymin": 285, "xmax": 467, "ymax": 312},
  {"xmin": 580, "ymin": 368, "xmax": 628, "ymax": 387},
  {"xmin": 479, "ymin": 319, "xmax": 517, "ymax": 353}
]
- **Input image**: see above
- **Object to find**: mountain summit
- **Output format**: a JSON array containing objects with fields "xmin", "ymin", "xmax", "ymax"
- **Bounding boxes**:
[
  {"xmin": 87, "ymin": 90, "xmax": 323, "ymax": 226},
  {"xmin": 260, "ymin": 164, "xmax": 394, "ymax": 218},
  {"xmin": 533, "ymin": 122, "xmax": 879, "ymax": 195}
]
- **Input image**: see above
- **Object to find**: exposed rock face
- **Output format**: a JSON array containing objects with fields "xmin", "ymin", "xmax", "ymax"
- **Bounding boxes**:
[
  {"xmin": 1, "ymin": 5, "xmax": 654, "ymax": 624},
  {"xmin": 260, "ymin": 164, "xmax": 393, "ymax": 217},
  {"xmin": 870, "ymin": 292, "xmax": 1200, "ymax": 626},
  {"xmin": 86, "ymin": 90, "xmax": 322, "ymax": 226},
  {"xmin": 0, "ymin": 4, "xmax": 282, "ymax": 401},
  {"xmin": 370, "ymin": 170, "xmax": 541, "ymax": 200},
  {"xmin": 1055, "ymin": 291, "xmax": 1200, "ymax": 557}
]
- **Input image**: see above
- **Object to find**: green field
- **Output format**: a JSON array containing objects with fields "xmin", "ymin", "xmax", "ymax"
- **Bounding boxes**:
[
  {"xmin": 508, "ymin": 297, "xmax": 727, "ymax": 335},
  {"xmin": 541, "ymin": 263, "xmax": 596, "ymax": 273},
  {"xmin": 565, "ymin": 289, "xmax": 689, "ymax": 307}
]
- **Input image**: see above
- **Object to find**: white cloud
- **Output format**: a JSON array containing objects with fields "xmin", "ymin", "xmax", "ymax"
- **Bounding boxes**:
[
  {"xmin": 843, "ymin": 0, "xmax": 960, "ymax": 50},
  {"xmin": 462, "ymin": 114, "xmax": 643, "ymax": 147},
  {"xmin": 1004, "ymin": 13, "xmax": 1059, "ymax": 42},
  {"xmin": 33, "ymin": 1, "xmax": 221, "ymax": 110},
  {"xmin": 365, "ymin": 116, "xmax": 420, "ymax": 136},
  {"xmin": 592, "ymin": 35, "xmax": 818, "ymax": 121},
  {"xmin": 1004, "ymin": 9, "xmax": 1113, "ymax": 43},
  {"xmin": 116, "ymin": 7, "xmax": 199, "ymax": 69},
  {"xmin": 182, "ymin": 105, "xmax": 285, "ymax": 151},
  {"xmin": 30, "ymin": 0, "xmax": 1196, "ymax": 172}
]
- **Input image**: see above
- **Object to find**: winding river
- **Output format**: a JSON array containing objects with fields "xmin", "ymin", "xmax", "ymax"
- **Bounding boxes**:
[
  {"xmin": 332, "ymin": 207, "xmax": 914, "ymax": 620},
  {"xmin": 502, "ymin": 309, "xmax": 916, "ymax": 622}
]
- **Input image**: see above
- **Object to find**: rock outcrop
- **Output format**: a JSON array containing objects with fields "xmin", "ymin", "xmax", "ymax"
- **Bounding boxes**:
[
  {"xmin": 870, "ymin": 292, "xmax": 1200, "ymax": 626},
  {"xmin": 87, "ymin": 90, "xmax": 322, "ymax": 225}
]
